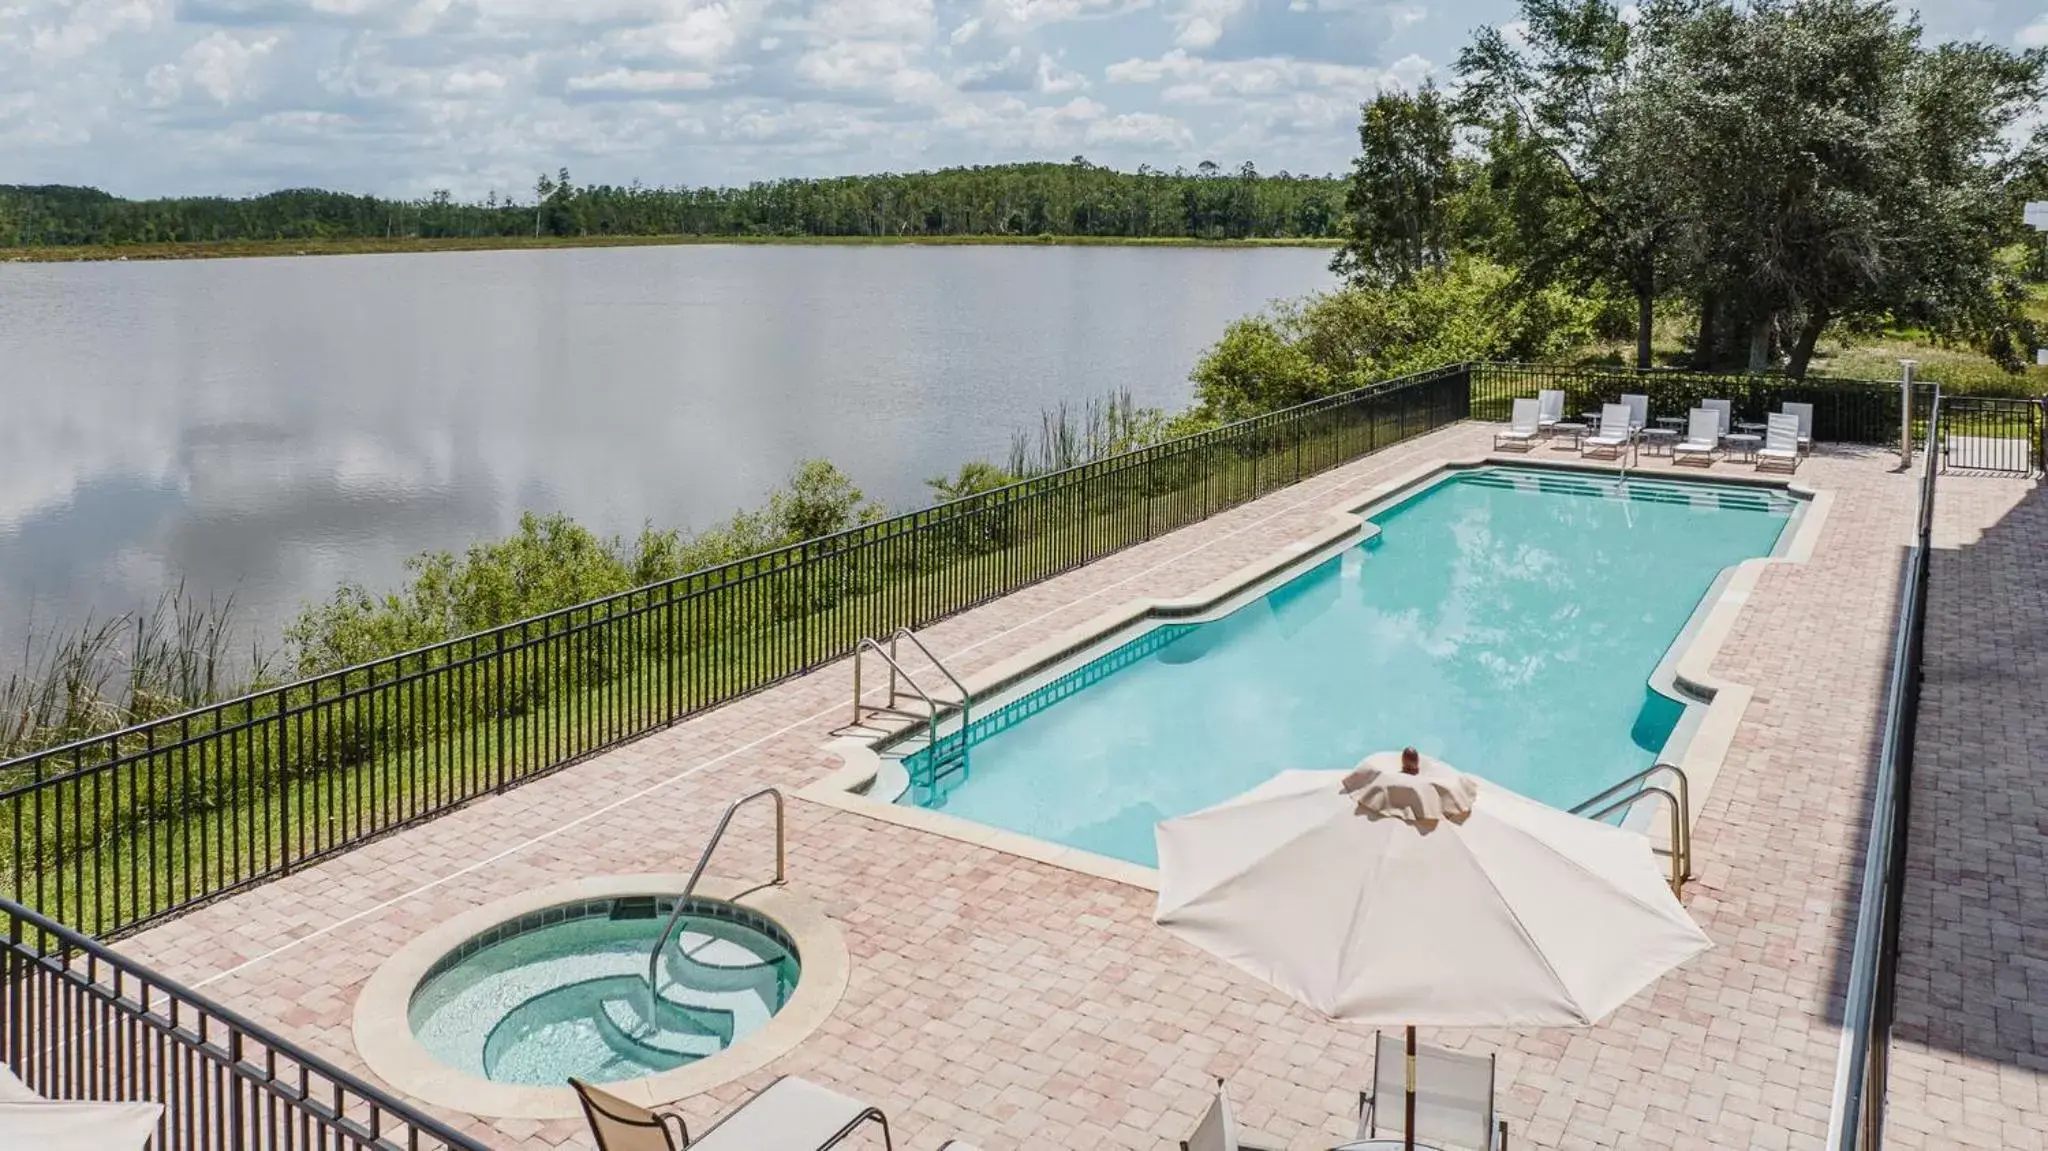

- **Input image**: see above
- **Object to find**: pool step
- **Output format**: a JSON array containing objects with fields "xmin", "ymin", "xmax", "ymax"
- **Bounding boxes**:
[
  {"xmin": 1460, "ymin": 469, "xmax": 1790, "ymax": 513},
  {"xmin": 595, "ymin": 992, "xmax": 731, "ymax": 1061}
]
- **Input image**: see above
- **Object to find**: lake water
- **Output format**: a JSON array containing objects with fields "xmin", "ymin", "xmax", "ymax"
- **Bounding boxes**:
[{"xmin": 0, "ymin": 244, "xmax": 1330, "ymax": 660}]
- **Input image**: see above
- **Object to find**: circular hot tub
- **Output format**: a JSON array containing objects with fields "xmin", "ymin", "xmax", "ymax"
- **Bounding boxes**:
[
  {"xmin": 355, "ymin": 876, "xmax": 848, "ymax": 1119},
  {"xmin": 409, "ymin": 895, "xmax": 800, "ymax": 1086}
]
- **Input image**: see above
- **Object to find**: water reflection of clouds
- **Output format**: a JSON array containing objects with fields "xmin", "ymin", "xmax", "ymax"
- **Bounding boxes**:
[{"xmin": 0, "ymin": 246, "xmax": 1332, "ymax": 650}]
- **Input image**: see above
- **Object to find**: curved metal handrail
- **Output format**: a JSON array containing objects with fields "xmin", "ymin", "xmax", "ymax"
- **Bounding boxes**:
[
  {"xmin": 892, "ymin": 628, "xmax": 969, "ymax": 715},
  {"xmin": 1570, "ymin": 761, "xmax": 1693, "ymax": 883},
  {"xmin": 1578, "ymin": 784, "xmax": 1689, "ymax": 895},
  {"xmin": 646, "ymin": 786, "xmax": 786, "ymax": 996}
]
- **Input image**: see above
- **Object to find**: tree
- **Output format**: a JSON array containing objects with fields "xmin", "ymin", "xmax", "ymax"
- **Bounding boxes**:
[
  {"xmin": 1458, "ymin": 0, "xmax": 1689, "ymax": 368},
  {"xmin": 1641, "ymin": 0, "xmax": 2045, "ymax": 377},
  {"xmin": 1331, "ymin": 82, "xmax": 1459, "ymax": 287}
]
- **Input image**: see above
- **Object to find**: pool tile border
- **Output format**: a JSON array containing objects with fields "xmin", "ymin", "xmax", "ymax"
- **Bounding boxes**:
[
  {"xmin": 801, "ymin": 452, "xmax": 1834, "ymax": 892},
  {"xmin": 351, "ymin": 874, "xmax": 848, "ymax": 1120}
]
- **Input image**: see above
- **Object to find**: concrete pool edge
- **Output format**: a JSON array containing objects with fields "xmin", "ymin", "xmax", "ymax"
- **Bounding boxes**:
[
  {"xmin": 351, "ymin": 874, "xmax": 849, "ymax": 1120},
  {"xmin": 800, "ymin": 453, "xmax": 1832, "ymax": 892}
]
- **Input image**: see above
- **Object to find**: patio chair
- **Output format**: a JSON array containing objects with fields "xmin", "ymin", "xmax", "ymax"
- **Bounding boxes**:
[
  {"xmin": 573, "ymin": 1076, "xmax": 892, "ymax": 1151},
  {"xmin": 1757, "ymin": 413, "xmax": 1801, "ymax": 473},
  {"xmin": 1357, "ymin": 1033, "xmax": 1509, "ymax": 1151},
  {"xmin": 1621, "ymin": 393, "xmax": 1649, "ymax": 431},
  {"xmin": 1580, "ymin": 403, "xmax": 1634, "ymax": 459},
  {"xmin": 1494, "ymin": 398, "xmax": 1541, "ymax": 451},
  {"xmin": 1702, "ymin": 398, "xmax": 1733, "ymax": 440},
  {"xmin": 1535, "ymin": 389, "xmax": 1566, "ymax": 433},
  {"xmin": 1670, "ymin": 408, "xmax": 1722, "ymax": 467},
  {"xmin": 1781, "ymin": 402, "xmax": 1814, "ymax": 453},
  {"xmin": 1180, "ymin": 1079, "xmax": 1282, "ymax": 1151}
]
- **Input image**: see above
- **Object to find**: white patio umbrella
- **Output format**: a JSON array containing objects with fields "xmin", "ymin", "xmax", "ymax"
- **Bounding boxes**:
[{"xmin": 1154, "ymin": 753, "xmax": 1711, "ymax": 1149}]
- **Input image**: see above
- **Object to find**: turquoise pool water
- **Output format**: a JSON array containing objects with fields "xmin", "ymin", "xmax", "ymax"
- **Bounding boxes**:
[
  {"xmin": 898, "ymin": 466, "xmax": 1796, "ymax": 866},
  {"xmin": 408, "ymin": 897, "xmax": 799, "ymax": 1085}
]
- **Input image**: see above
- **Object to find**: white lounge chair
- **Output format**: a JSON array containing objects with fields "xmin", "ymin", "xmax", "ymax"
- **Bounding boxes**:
[
  {"xmin": 1781, "ymin": 402, "xmax": 1814, "ymax": 453},
  {"xmin": 1702, "ymin": 398, "xmax": 1733, "ymax": 441},
  {"xmin": 1671, "ymin": 408, "xmax": 1722, "ymax": 466},
  {"xmin": 1581, "ymin": 403, "xmax": 1634, "ymax": 459},
  {"xmin": 1621, "ymin": 393, "xmax": 1649, "ymax": 432},
  {"xmin": 1357, "ymin": 1032, "xmax": 1509, "ymax": 1151},
  {"xmin": 1535, "ymin": 389, "xmax": 1566, "ymax": 433},
  {"xmin": 1757, "ymin": 412, "xmax": 1801, "ymax": 472},
  {"xmin": 1180, "ymin": 1079, "xmax": 1282, "ymax": 1151},
  {"xmin": 1494, "ymin": 398, "xmax": 1541, "ymax": 451},
  {"xmin": 573, "ymin": 1076, "xmax": 892, "ymax": 1151}
]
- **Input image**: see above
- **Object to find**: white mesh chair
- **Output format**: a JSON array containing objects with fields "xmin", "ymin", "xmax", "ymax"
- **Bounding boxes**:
[
  {"xmin": 1535, "ymin": 389, "xmax": 1566, "ymax": 433},
  {"xmin": 1702, "ymin": 398, "xmax": 1733, "ymax": 440},
  {"xmin": 574, "ymin": 1076, "xmax": 892, "ymax": 1151},
  {"xmin": 1494, "ymin": 398, "xmax": 1541, "ymax": 451},
  {"xmin": 1357, "ymin": 1033, "xmax": 1508, "ymax": 1151},
  {"xmin": 1671, "ymin": 408, "xmax": 1722, "ymax": 466},
  {"xmin": 1781, "ymin": 402, "xmax": 1814, "ymax": 453},
  {"xmin": 1757, "ymin": 412, "xmax": 1801, "ymax": 473},
  {"xmin": 1621, "ymin": 393, "xmax": 1649, "ymax": 431},
  {"xmin": 1581, "ymin": 403, "xmax": 1634, "ymax": 459},
  {"xmin": 1180, "ymin": 1079, "xmax": 1280, "ymax": 1151}
]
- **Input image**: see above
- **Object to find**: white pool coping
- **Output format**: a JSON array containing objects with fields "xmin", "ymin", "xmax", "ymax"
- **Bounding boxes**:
[
  {"xmin": 352, "ymin": 874, "xmax": 849, "ymax": 1119},
  {"xmin": 800, "ymin": 454, "xmax": 1832, "ymax": 893}
]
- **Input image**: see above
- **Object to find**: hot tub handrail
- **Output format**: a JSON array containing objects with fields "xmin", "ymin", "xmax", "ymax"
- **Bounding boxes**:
[{"xmin": 647, "ymin": 786, "xmax": 786, "ymax": 994}]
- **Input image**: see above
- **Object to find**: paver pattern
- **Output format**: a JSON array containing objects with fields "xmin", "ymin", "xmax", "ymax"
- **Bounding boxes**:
[
  {"xmin": 1886, "ymin": 470, "xmax": 2048, "ymax": 1150},
  {"xmin": 116, "ymin": 427, "xmax": 1940, "ymax": 1149}
]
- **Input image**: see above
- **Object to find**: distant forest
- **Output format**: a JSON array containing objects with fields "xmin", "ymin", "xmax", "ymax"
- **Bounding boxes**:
[{"xmin": 0, "ymin": 160, "xmax": 1346, "ymax": 247}]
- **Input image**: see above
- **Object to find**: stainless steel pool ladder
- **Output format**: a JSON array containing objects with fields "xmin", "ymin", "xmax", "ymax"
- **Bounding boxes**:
[
  {"xmin": 645, "ymin": 786, "xmax": 786, "ymax": 996},
  {"xmin": 851, "ymin": 629, "xmax": 971, "ymax": 788},
  {"xmin": 1570, "ymin": 762, "xmax": 1693, "ymax": 895}
]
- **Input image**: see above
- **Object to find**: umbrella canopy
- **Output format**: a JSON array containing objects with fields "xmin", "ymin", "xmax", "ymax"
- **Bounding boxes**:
[{"xmin": 1154, "ymin": 763, "xmax": 1711, "ymax": 1027}]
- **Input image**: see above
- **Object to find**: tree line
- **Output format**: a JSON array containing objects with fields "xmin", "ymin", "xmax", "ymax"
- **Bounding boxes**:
[
  {"xmin": 1325, "ymin": 0, "xmax": 2047, "ymax": 379},
  {"xmin": 0, "ymin": 159, "xmax": 1344, "ymax": 248}
]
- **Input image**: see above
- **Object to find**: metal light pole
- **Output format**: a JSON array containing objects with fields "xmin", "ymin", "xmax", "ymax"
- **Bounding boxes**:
[{"xmin": 1899, "ymin": 359, "xmax": 1917, "ymax": 469}]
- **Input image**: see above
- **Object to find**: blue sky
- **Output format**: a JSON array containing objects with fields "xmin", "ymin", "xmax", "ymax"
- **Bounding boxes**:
[{"xmin": 0, "ymin": 0, "xmax": 2034, "ymax": 198}]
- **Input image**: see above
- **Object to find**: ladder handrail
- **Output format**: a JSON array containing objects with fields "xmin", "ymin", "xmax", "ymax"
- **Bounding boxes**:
[
  {"xmin": 1570, "ymin": 762, "xmax": 1693, "ymax": 892},
  {"xmin": 646, "ymin": 786, "xmax": 786, "ymax": 995},
  {"xmin": 891, "ymin": 628, "xmax": 969, "ymax": 723},
  {"xmin": 1578, "ymin": 784, "xmax": 1688, "ymax": 895}
]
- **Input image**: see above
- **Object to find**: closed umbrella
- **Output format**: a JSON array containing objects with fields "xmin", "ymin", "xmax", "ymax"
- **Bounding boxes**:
[{"xmin": 1154, "ymin": 753, "xmax": 1711, "ymax": 1149}]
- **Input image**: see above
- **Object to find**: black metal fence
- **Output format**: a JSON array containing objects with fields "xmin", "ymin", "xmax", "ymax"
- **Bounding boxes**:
[
  {"xmin": 1470, "ymin": 361, "xmax": 1934, "ymax": 447},
  {"xmin": 1, "ymin": 895, "xmax": 490, "ymax": 1151},
  {"xmin": 1830, "ymin": 391, "xmax": 1940, "ymax": 1151},
  {"xmin": 1937, "ymin": 394, "xmax": 2043, "ymax": 474},
  {"xmin": 0, "ymin": 363, "xmax": 1473, "ymax": 938}
]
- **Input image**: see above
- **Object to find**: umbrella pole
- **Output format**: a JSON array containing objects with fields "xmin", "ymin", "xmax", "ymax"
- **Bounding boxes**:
[{"xmin": 1405, "ymin": 1024, "xmax": 1417, "ymax": 1151}]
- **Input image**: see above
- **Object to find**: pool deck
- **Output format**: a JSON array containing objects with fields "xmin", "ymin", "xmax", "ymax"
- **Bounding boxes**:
[
  {"xmin": 115, "ymin": 424, "xmax": 1946, "ymax": 1149},
  {"xmin": 1884, "ymin": 470, "xmax": 2048, "ymax": 1149}
]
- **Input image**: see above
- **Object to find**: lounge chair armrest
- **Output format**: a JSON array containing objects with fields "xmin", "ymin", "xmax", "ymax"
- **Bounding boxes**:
[{"xmin": 658, "ymin": 1111, "xmax": 690, "ymax": 1147}]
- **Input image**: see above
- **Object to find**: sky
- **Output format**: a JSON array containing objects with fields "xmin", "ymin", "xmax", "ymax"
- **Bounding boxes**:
[{"xmin": 0, "ymin": 0, "xmax": 2036, "ymax": 199}]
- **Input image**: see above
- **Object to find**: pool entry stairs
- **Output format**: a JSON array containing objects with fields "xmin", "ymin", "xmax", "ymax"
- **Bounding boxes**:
[{"xmin": 852, "ymin": 628, "xmax": 972, "ymax": 793}]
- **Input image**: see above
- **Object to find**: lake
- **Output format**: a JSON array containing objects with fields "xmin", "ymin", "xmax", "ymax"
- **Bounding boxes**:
[{"xmin": 0, "ymin": 243, "xmax": 1331, "ymax": 661}]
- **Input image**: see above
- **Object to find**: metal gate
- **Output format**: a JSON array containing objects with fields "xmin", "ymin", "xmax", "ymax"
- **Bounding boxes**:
[{"xmin": 1939, "ymin": 395, "xmax": 2043, "ymax": 475}]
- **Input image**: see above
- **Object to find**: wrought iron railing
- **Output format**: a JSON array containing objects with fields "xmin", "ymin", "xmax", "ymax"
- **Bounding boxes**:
[
  {"xmin": 1937, "ymin": 393, "xmax": 2043, "ymax": 475},
  {"xmin": 1828, "ymin": 390, "xmax": 1941, "ymax": 1151},
  {"xmin": 1, "ymin": 894, "xmax": 491, "ymax": 1151},
  {"xmin": 0, "ymin": 363, "xmax": 1473, "ymax": 938}
]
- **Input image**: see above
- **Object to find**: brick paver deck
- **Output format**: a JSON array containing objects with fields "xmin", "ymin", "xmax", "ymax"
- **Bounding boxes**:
[
  {"xmin": 1886, "ymin": 471, "xmax": 2048, "ymax": 1150},
  {"xmin": 113, "ymin": 426, "xmax": 1945, "ymax": 1149}
]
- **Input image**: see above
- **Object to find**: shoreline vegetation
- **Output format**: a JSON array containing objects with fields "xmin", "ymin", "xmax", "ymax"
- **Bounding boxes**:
[{"xmin": 2, "ymin": 232, "xmax": 1341, "ymax": 264}]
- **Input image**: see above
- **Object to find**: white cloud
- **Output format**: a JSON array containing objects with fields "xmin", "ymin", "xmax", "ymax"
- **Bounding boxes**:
[
  {"xmin": 2018, "ymin": 15, "xmax": 2048, "ymax": 48},
  {"xmin": 566, "ymin": 67, "xmax": 718, "ymax": 94},
  {"xmin": 0, "ymin": 0, "xmax": 1480, "ymax": 195}
]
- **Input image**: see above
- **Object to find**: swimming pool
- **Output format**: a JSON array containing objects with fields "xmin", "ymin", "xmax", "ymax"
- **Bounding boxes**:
[{"xmin": 892, "ymin": 466, "xmax": 1799, "ymax": 866}]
